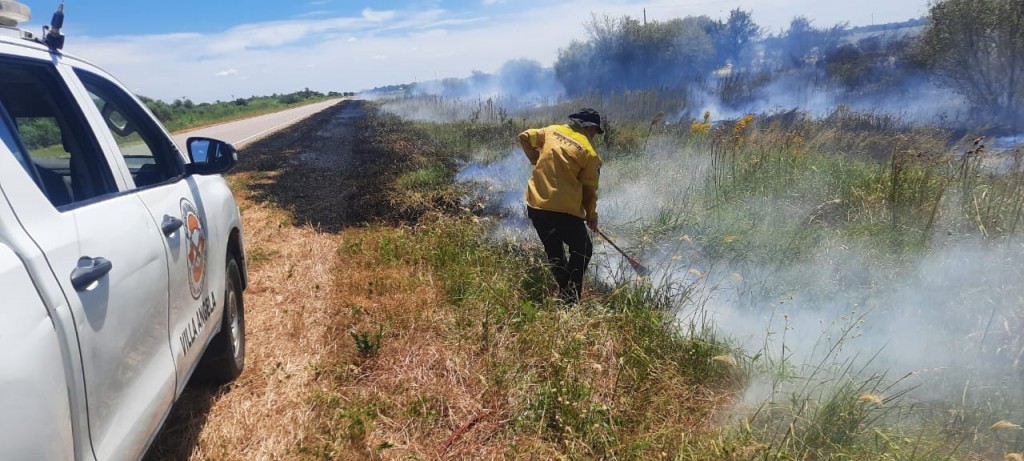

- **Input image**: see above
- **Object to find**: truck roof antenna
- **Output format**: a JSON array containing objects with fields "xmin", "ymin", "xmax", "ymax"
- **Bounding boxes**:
[{"xmin": 42, "ymin": 2, "xmax": 64, "ymax": 50}]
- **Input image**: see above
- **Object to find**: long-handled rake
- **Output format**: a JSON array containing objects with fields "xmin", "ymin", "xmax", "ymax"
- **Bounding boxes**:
[{"xmin": 596, "ymin": 229, "xmax": 650, "ymax": 277}]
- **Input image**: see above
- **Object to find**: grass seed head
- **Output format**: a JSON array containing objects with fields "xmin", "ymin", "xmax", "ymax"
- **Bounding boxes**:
[
  {"xmin": 712, "ymin": 354, "xmax": 738, "ymax": 367},
  {"xmin": 991, "ymin": 420, "xmax": 1022, "ymax": 431},
  {"xmin": 651, "ymin": 111, "xmax": 665, "ymax": 127},
  {"xmin": 858, "ymin": 394, "xmax": 883, "ymax": 405}
]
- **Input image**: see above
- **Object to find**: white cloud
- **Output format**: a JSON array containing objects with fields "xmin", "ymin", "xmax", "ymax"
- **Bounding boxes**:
[
  {"xmin": 412, "ymin": 29, "xmax": 449, "ymax": 39},
  {"xmin": 63, "ymin": 0, "xmax": 929, "ymax": 102},
  {"xmin": 204, "ymin": 16, "xmax": 367, "ymax": 54},
  {"xmin": 295, "ymin": 10, "xmax": 332, "ymax": 19},
  {"xmin": 361, "ymin": 8, "xmax": 396, "ymax": 22},
  {"xmin": 415, "ymin": 17, "xmax": 488, "ymax": 30},
  {"xmin": 214, "ymin": 69, "xmax": 238, "ymax": 77}
]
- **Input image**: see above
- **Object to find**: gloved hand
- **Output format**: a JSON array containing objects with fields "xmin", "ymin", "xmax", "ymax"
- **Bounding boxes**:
[{"xmin": 586, "ymin": 213, "xmax": 598, "ymax": 232}]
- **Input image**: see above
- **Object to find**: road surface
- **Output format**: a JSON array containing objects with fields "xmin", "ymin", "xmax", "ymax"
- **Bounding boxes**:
[{"xmin": 171, "ymin": 98, "xmax": 344, "ymax": 150}]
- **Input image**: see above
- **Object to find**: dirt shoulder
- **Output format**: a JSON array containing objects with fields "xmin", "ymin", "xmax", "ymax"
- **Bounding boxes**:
[{"xmin": 145, "ymin": 99, "xmax": 418, "ymax": 460}]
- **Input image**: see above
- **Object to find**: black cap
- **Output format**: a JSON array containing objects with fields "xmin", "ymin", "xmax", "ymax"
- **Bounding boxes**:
[{"xmin": 569, "ymin": 108, "xmax": 604, "ymax": 134}]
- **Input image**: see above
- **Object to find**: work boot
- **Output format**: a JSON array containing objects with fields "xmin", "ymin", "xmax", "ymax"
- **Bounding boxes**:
[{"xmin": 559, "ymin": 281, "xmax": 582, "ymax": 305}]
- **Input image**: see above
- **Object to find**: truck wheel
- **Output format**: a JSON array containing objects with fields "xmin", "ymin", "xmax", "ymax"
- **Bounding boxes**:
[{"xmin": 195, "ymin": 256, "xmax": 246, "ymax": 385}]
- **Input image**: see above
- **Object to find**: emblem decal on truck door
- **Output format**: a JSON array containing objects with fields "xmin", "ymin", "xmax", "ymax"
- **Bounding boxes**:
[{"xmin": 180, "ymin": 198, "xmax": 206, "ymax": 300}]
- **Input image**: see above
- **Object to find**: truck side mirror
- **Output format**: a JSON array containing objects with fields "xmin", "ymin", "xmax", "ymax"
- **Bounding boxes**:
[{"xmin": 185, "ymin": 137, "xmax": 236, "ymax": 175}]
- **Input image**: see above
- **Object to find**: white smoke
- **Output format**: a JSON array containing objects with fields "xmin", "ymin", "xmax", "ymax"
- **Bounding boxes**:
[
  {"xmin": 382, "ymin": 49, "xmax": 1024, "ymax": 432},
  {"xmin": 456, "ymin": 130, "xmax": 1024, "ymax": 426}
]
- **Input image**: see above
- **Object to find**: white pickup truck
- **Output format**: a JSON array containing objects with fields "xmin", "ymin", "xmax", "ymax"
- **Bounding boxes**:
[{"xmin": 0, "ymin": 3, "xmax": 247, "ymax": 460}]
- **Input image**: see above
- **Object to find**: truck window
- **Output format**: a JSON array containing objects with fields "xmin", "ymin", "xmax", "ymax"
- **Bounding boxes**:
[
  {"xmin": 75, "ymin": 69, "xmax": 184, "ymax": 189},
  {"xmin": 0, "ymin": 99, "xmax": 34, "ymax": 177},
  {"xmin": 0, "ymin": 58, "xmax": 117, "ymax": 208}
]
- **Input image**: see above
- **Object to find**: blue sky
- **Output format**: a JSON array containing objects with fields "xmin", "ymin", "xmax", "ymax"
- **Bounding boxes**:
[{"xmin": 14, "ymin": 0, "xmax": 930, "ymax": 102}]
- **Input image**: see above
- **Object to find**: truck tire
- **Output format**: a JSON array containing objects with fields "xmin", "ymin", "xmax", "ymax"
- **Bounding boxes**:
[{"xmin": 195, "ymin": 256, "xmax": 246, "ymax": 385}]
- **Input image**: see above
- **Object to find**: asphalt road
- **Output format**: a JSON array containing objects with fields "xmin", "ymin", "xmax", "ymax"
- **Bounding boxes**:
[{"xmin": 171, "ymin": 98, "xmax": 344, "ymax": 150}]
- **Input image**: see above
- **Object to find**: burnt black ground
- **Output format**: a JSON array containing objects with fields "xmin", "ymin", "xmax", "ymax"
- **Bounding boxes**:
[{"xmin": 235, "ymin": 99, "xmax": 408, "ymax": 233}]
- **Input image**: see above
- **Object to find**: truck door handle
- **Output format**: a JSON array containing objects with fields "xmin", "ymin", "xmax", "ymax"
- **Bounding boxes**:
[
  {"xmin": 161, "ymin": 215, "xmax": 183, "ymax": 236},
  {"xmin": 70, "ymin": 257, "xmax": 113, "ymax": 291}
]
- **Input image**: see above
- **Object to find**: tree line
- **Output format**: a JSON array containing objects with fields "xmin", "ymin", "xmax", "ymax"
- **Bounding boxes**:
[
  {"xmin": 140, "ymin": 88, "xmax": 351, "ymax": 132},
  {"xmin": 549, "ymin": 0, "xmax": 1023, "ymax": 128}
]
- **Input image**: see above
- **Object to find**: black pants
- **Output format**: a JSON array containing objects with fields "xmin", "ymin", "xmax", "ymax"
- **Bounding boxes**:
[{"xmin": 527, "ymin": 206, "xmax": 593, "ymax": 304}]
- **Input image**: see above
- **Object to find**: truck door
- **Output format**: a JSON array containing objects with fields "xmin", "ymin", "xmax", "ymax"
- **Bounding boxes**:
[
  {"xmin": 0, "ymin": 239, "xmax": 75, "ymax": 461},
  {"xmin": 0, "ymin": 56, "xmax": 175, "ymax": 461},
  {"xmin": 69, "ymin": 68, "xmax": 222, "ymax": 392},
  {"xmin": 0, "ymin": 86, "xmax": 74, "ymax": 461}
]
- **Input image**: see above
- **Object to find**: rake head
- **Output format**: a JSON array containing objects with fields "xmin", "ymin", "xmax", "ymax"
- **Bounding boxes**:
[{"xmin": 596, "ymin": 229, "xmax": 650, "ymax": 277}]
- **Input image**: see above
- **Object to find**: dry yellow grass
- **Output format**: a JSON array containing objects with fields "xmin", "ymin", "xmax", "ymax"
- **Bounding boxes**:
[
  {"xmin": 151, "ymin": 185, "xmax": 470, "ymax": 460},
  {"xmin": 295, "ymin": 227, "xmax": 507, "ymax": 460},
  {"xmin": 148, "ymin": 100, "xmax": 499, "ymax": 460},
  {"xmin": 180, "ymin": 173, "xmax": 345, "ymax": 460}
]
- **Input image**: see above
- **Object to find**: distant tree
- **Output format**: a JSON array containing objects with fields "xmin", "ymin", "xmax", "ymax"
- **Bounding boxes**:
[
  {"xmin": 917, "ymin": 0, "xmax": 1024, "ymax": 122},
  {"xmin": 780, "ymin": 16, "xmax": 846, "ymax": 67},
  {"xmin": 17, "ymin": 118, "xmax": 61, "ymax": 149},
  {"xmin": 468, "ymin": 71, "xmax": 490, "ymax": 89},
  {"xmin": 718, "ymin": 9, "xmax": 762, "ymax": 66},
  {"xmin": 495, "ymin": 59, "xmax": 564, "ymax": 98},
  {"xmin": 675, "ymin": 16, "xmax": 719, "ymax": 69},
  {"xmin": 824, "ymin": 44, "xmax": 870, "ymax": 88},
  {"xmin": 498, "ymin": 59, "xmax": 541, "ymax": 90},
  {"xmin": 554, "ymin": 14, "xmax": 717, "ymax": 95},
  {"xmin": 139, "ymin": 96, "xmax": 174, "ymax": 122},
  {"xmin": 824, "ymin": 35, "xmax": 926, "ymax": 92},
  {"xmin": 856, "ymin": 36, "xmax": 882, "ymax": 55}
]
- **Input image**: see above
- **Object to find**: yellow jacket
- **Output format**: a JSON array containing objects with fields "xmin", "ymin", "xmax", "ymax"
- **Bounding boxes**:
[{"xmin": 518, "ymin": 124, "xmax": 602, "ymax": 220}]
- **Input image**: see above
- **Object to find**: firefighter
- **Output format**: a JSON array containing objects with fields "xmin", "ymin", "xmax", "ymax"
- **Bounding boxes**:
[{"xmin": 518, "ymin": 108, "xmax": 604, "ymax": 304}]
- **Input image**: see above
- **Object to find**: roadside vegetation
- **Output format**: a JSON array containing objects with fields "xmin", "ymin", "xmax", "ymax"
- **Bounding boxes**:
[
  {"xmin": 290, "ymin": 107, "xmax": 742, "ymax": 459},
  {"xmin": 145, "ymin": 101, "xmax": 741, "ymax": 460},
  {"xmin": 142, "ymin": 89, "xmax": 354, "ymax": 133},
  {"xmin": 148, "ymin": 0, "xmax": 1024, "ymax": 459},
  {"xmin": 375, "ymin": 88, "xmax": 1024, "ymax": 459},
  {"xmin": 148, "ymin": 94, "xmax": 1024, "ymax": 461},
  {"xmin": 364, "ymin": 2, "xmax": 1024, "ymax": 454}
]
